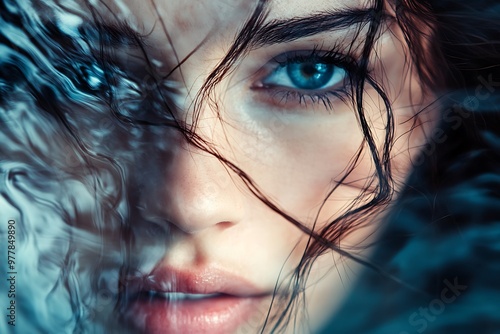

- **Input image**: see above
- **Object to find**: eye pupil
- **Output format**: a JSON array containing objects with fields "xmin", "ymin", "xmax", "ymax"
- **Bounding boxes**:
[
  {"xmin": 287, "ymin": 62, "xmax": 334, "ymax": 90},
  {"xmin": 300, "ymin": 64, "xmax": 317, "ymax": 78}
]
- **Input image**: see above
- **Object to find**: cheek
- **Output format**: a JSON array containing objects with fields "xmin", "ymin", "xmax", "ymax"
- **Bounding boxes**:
[
  {"xmin": 225, "ymin": 107, "xmax": 373, "ymax": 226},
  {"xmin": 225, "ymin": 93, "xmax": 432, "ymax": 229}
]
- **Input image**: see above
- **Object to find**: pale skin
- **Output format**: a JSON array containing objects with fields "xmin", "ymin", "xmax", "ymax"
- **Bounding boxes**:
[{"xmin": 65, "ymin": 0, "xmax": 437, "ymax": 332}]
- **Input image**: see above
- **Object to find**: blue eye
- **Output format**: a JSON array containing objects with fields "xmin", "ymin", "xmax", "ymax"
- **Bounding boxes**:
[
  {"xmin": 254, "ymin": 50, "xmax": 357, "ymax": 111},
  {"xmin": 288, "ymin": 62, "xmax": 333, "ymax": 89},
  {"xmin": 263, "ymin": 60, "xmax": 346, "ymax": 91}
]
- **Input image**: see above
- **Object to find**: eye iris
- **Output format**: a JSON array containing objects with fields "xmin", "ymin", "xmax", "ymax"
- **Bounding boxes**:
[{"xmin": 287, "ymin": 62, "xmax": 334, "ymax": 90}]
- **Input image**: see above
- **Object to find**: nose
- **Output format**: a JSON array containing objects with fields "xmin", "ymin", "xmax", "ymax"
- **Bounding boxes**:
[{"xmin": 161, "ymin": 141, "xmax": 245, "ymax": 234}]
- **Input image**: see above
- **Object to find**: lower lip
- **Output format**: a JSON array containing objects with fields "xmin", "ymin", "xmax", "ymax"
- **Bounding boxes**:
[{"xmin": 123, "ymin": 293, "xmax": 266, "ymax": 334}]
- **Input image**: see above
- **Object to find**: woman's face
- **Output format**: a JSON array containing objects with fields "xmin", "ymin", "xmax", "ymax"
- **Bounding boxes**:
[{"xmin": 53, "ymin": 0, "xmax": 436, "ymax": 332}]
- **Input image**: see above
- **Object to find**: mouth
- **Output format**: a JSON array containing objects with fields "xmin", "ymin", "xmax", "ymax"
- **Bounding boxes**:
[{"xmin": 119, "ymin": 266, "xmax": 271, "ymax": 334}]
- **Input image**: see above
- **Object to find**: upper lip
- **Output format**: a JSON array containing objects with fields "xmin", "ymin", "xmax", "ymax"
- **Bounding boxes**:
[{"xmin": 120, "ymin": 264, "xmax": 269, "ymax": 298}]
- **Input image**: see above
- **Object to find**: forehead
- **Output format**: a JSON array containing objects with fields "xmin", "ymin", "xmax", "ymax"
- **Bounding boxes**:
[
  {"xmin": 270, "ymin": 0, "xmax": 366, "ymax": 17},
  {"xmin": 100, "ymin": 0, "xmax": 367, "ymax": 24},
  {"xmin": 90, "ymin": 0, "xmax": 368, "ymax": 55}
]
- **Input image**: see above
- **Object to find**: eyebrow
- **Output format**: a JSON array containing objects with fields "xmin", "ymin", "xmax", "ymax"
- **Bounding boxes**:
[{"xmin": 250, "ymin": 8, "xmax": 378, "ymax": 47}]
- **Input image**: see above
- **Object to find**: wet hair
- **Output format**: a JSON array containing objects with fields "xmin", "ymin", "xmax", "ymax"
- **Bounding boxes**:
[
  {"xmin": 0, "ymin": 0, "xmax": 499, "ymax": 333},
  {"xmin": 320, "ymin": 0, "xmax": 500, "ymax": 333}
]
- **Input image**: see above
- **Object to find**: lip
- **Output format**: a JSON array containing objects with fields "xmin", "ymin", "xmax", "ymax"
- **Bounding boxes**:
[{"xmin": 119, "ymin": 265, "xmax": 270, "ymax": 333}]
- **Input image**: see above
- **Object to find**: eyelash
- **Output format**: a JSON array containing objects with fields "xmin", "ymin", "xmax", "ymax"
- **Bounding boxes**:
[{"xmin": 255, "ymin": 48, "xmax": 359, "ymax": 111}]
